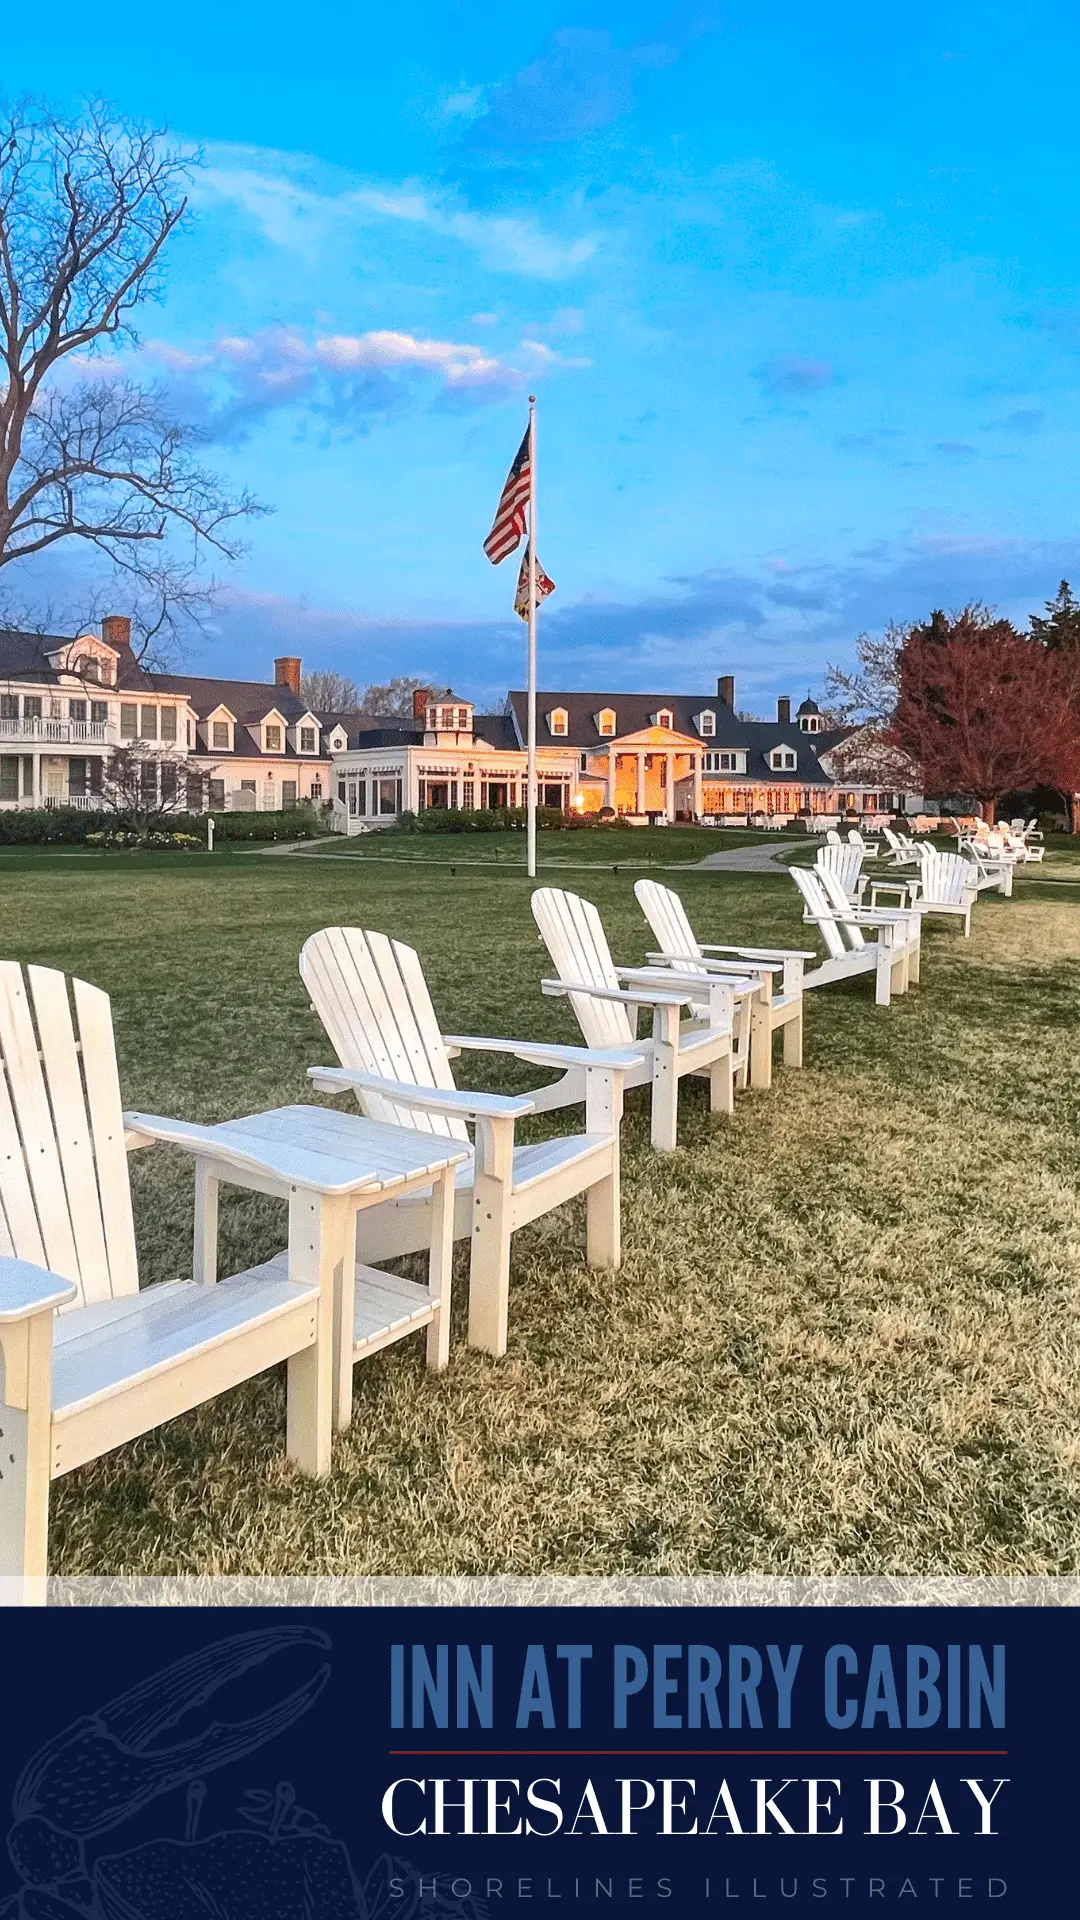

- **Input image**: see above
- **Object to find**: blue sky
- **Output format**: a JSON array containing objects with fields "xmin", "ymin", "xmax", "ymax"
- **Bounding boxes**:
[{"xmin": 6, "ymin": 0, "xmax": 1080, "ymax": 708}]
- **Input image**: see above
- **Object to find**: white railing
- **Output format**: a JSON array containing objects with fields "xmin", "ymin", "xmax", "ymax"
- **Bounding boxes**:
[
  {"xmin": 0, "ymin": 718, "xmax": 111, "ymax": 744},
  {"xmin": 43, "ymin": 795, "xmax": 100, "ymax": 810}
]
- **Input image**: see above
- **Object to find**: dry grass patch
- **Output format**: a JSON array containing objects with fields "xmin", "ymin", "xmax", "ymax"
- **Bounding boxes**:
[{"xmin": 1, "ymin": 852, "xmax": 1078, "ymax": 1574}]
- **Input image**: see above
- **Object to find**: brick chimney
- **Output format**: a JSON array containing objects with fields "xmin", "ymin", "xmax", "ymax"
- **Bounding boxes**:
[
  {"xmin": 413, "ymin": 686, "xmax": 433, "ymax": 720},
  {"xmin": 101, "ymin": 614, "xmax": 131, "ymax": 650},
  {"xmin": 777, "ymin": 695, "xmax": 791, "ymax": 725},
  {"xmin": 718, "ymin": 674, "xmax": 735, "ymax": 708},
  {"xmin": 274, "ymin": 656, "xmax": 301, "ymax": 697}
]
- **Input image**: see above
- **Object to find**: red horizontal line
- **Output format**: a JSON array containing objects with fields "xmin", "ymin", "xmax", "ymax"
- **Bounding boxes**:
[{"xmin": 389, "ymin": 1749, "xmax": 1008, "ymax": 1758}]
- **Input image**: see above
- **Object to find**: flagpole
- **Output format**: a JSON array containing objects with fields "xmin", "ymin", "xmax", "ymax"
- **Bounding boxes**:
[{"xmin": 526, "ymin": 394, "xmax": 538, "ymax": 879}]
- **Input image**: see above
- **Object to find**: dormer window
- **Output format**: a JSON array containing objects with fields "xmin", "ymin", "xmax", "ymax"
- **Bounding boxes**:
[
  {"xmin": 300, "ymin": 725, "xmax": 316, "ymax": 753},
  {"xmin": 769, "ymin": 747, "xmax": 797, "ymax": 771},
  {"xmin": 212, "ymin": 721, "xmax": 231, "ymax": 750},
  {"xmin": 83, "ymin": 659, "xmax": 100, "ymax": 683},
  {"xmin": 696, "ymin": 710, "xmax": 716, "ymax": 737},
  {"xmin": 653, "ymin": 709, "xmax": 674, "ymax": 730},
  {"xmin": 329, "ymin": 730, "xmax": 347, "ymax": 752},
  {"xmin": 548, "ymin": 708, "xmax": 568, "ymax": 736},
  {"xmin": 264, "ymin": 723, "xmax": 283, "ymax": 753},
  {"xmin": 596, "ymin": 708, "xmax": 617, "ymax": 737}
]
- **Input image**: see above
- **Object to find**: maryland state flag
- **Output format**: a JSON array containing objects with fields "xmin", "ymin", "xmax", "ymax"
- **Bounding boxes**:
[{"xmin": 514, "ymin": 544, "xmax": 556, "ymax": 620}]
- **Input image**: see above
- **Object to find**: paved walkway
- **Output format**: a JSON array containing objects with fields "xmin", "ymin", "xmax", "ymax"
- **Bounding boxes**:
[{"xmin": 694, "ymin": 838, "xmax": 801, "ymax": 871}]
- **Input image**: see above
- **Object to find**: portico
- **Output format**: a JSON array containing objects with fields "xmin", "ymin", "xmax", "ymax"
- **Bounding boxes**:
[{"xmin": 597, "ymin": 725, "xmax": 706, "ymax": 822}]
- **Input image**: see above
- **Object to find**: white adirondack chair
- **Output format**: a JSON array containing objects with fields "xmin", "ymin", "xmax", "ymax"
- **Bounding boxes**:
[
  {"xmin": 300, "ymin": 927, "xmax": 641, "ymax": 1368},
  {"xmin": 790, "ymin": 868, "xmax": 913, "ymax": 1005},
  {"xmin": 863, "ymin": 848, "xmax": 977, "ymax": 935},
  {"xmin": 963, "ymin": 841, "xmax": 1015, "ymax": 896},
  {"xmin": 531, "ymin": 888, "xmax": 753, "ymax": 1152},
  {"xmin": 815, "ymin": 842, "xmax": 866, "ymax": 904},
  {"xmin": 814, "ymin": 864, "xmax": 921, "ymax": 988},
  {"xmin": 847, "ymin": 828, "xmax": 881, "ymax": 858},
  {"xmin": 882, "ymin": 826, "xmax": 923, "ymax": 867},
  {"xmin": 633, "ymin": 879, "xmax": 805, "ymax": 1082},
  {"xmin": 0, "ymin": 962, "xmax": 353, "ymax": 1584},
  {"xmin": 825, "ymin": 828, "xmax": 844, "ymax": 846}
]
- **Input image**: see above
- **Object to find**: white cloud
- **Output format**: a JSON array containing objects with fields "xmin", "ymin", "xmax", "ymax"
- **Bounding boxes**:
[{"xmin": 197, "ymin": 147, "xmax": 598, "ymax": 279}]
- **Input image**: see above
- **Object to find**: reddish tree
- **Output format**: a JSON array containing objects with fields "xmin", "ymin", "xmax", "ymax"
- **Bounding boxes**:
[{"xmin": 887, "ymin": 610, "xmax": 1080, "ymax": 824}]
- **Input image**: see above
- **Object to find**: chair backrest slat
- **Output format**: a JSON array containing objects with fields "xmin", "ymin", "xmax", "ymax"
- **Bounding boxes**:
[
  {"xmin": 816, "ymin": 843, "xmax": 865, "ymax": 900},
  {"xmin": 0, "ymin": 963, "xmax": 139, "ymax": 1309},
  {"xmin": 73, "ymin": 976, "xmax": 140, "ymax": 1300},
  {"xmin": 531, "ymin": 889, "xmax": 634, "ymax": 1047},
  {"xmin": 814, "ymin": 866, "xmax": 869, "ymax": 947},
  {"xmin": 920, "ymin": 848, "xmax": 971, "ymax": 905},
  {"xmin": 633, "ymin": 880, "xmax": 705, "ymax": 970},
  {"xmin": 300, "ymin": 928, "xmax": 467, "ymax": 1140},
  {"xmin": 790, "ymin": 868, "xmax": 848, "ymax": 960}
]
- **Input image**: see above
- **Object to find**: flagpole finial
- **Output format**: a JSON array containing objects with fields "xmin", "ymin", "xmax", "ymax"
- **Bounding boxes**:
[{"xmin": 529, "ymin": 394, "xmax": 536, "ymax": 404}]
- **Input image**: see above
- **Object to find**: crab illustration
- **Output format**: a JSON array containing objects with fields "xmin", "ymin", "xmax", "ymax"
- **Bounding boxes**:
[{"xmin": 2, "ymin": 1626, "xmax": 330, "ymax": 1920}]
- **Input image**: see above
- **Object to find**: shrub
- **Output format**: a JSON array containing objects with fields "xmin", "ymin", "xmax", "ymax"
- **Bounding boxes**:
[
  {"xmin": 1036, "ymin": 810, "xmax": 1069, "ymax": 836},
  {"xmin": 0, "ymin": 806, "xmax": 329, "ymax": 846},
  {"xmin": 410, "ymin": 806, "xmax": 569, "ymax": 835}
]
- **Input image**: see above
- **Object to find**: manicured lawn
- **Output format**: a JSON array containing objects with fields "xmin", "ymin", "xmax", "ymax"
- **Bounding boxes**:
[
  {"xmin": 4, "ymin": 847, "xmax": 1080, "ymax": 1575},
  {"xmin": 299, "ymin": 824, "xmax": 776, "ymax": 865}
]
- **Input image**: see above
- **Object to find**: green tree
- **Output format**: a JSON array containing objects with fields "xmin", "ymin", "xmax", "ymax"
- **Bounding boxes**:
[{"xmin": 1030, "ymin": 580, "xmax": 1080, "ymax": 650}]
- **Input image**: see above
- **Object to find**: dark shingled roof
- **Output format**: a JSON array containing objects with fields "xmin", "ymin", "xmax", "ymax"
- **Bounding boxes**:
[
  {"xmin": 0, "ymin": 628, "xmax": 153, "ymax": 689},
  {"xmin": 505, "ymin": 690, "xmax": 845, "ymax": 785}
]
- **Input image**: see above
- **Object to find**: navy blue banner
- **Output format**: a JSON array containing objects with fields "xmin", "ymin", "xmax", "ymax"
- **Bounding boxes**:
[{"xmin": 0, "ymin": 1605, "xmax": 1073, "ymax": 1916}]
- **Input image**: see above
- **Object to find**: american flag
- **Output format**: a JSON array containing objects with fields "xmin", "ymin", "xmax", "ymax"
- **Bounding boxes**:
[
  {"xmin": 483, "ymin": 425, "xmax": 530, "ymax": 563},
  {"xmin": 515, "ymin": 544, "xmax": 555, "ymax": 619}
]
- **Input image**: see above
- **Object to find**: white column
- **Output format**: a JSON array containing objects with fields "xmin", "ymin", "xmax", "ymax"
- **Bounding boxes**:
[
  {"xmin": 692, "ymin": 754, "xmax": 703, "ymax": 820},
  {"xmin": 636, "ymin": 751, "xmax": 645, "ymax": 814},
  {"xmin": 664, "ymin": 753, "xmax": 674, "ymax": 821},
  {"xmin": 607, "ymin": 745, "xmax": 617, "ymax": 809}
]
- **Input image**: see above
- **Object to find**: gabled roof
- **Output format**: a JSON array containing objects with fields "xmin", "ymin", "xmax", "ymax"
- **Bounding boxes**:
[
  {"xmin": 152, "ymin": 672, "xmax": 311, "ymax": 725},
  {"xmin": 506, "ymin": 690, "xmax": 846, "ymax": 785},
  {"xmin": 0, "ymin": 627, "xmax": 152, "ymax": 690}
]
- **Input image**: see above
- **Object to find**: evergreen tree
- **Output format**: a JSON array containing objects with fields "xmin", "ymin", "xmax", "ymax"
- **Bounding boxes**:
[{"xmin": 1030, "ymin": 580, "xmax": 1080, "ymax": 649}]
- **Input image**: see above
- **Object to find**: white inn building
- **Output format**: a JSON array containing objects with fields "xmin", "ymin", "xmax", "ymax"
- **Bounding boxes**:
[{"xmin": 0, "ymin": 617, "xmax": 918, "ymax": 825}]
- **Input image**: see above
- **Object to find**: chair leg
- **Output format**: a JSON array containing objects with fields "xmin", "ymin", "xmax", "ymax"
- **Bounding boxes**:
[
  {"xmin": 0, "ymin": 1314, "xmax": 54, "ymax": 1595},
  {"xmin": 467, "ymin": 1170, "xmax": 513, "ymax": 1356},
  {"xmin": 749, "ymin": 996, "xmax": 772, "ymax": 1090},
  {"xmin": 285, "ymin": 1188, "xmax": 344, "ymax": 1474},
  {"xmin": 193, "ymin": 1164, "xmax": 219, "ymax": 1285},
  {"xmin": 709, "ymin": 1049, "xmax": 735, "ymax": 1115},
  {"xmin": 650, "ymin": 1007, "xmax": 680, "ymax": 1151},
  {"xmin": 426, "ymin": 1164, "xmax": 455, "ymax": 1371},
  {"xmin": 783, "ymin": 1003, "xmax": 803, "ymax": 1069},
  {"xmin": 875, "ymin": 946, "xmax": 893, "ymax": 1007},
  {"xmin": 907, "ymin": 930, "xmax": 921, "ymax": 986},
  {"xmin": 586, "ymin": 1151, "xmax": 621, "ymax": 1269}
]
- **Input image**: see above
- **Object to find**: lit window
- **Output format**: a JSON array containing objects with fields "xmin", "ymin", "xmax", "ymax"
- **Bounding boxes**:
[
  {"xmin": 212, "ymin": 720, "xmax": 230, "ymax": 749},
  {"xmin": 265, "ymin": 724, "xmax": 282, "ymax": 752},
  {"xmin": 597, "ymin": 709, "xmax": 617, "ymax": 737},
  {"xmin": 300, "ymin": 725, "xmax": 316, "ymax": 752},
  {"xmin": 655, "ymin": 709, "xmax": 673, "ymax": 730},
  {"xmin": 548, "ymin": 709, "xmax": 568, "ymax": 736}
]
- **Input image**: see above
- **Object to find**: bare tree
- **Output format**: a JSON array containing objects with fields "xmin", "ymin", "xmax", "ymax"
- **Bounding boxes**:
[
  {"xmin": 0, "ymin": 98, "xmax": 262, "ymax": 653},
  {"xmin": 299, "ymin": 668, "xmax": 362, "ymax": 713},
  {"xmin": 824, "ymin": 622, "xmax": 906, "ymax": 729},
  {"xmin": 96, "ymin": 741, "xmax": 205, "ymax": 840},
  {"xmin": 360, "ymin": 675, "xmax": 429, "ymax": 717}
]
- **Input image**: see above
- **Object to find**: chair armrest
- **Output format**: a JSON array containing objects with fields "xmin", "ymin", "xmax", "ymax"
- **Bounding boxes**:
[
  {"xmin": 646, "ymin": 950, "xmax": 776, "ymax": 978},
  {"xmin": 623, "ymin": 963, "xmax": 756, "ymax": 996},
  {"xmin": 698, "ymin": 942, "xmax": 819, "ymax": 961},
  {"xmin": 443, "ymin": 1034, "xmax": 643, "ymax": 1071},
  {"xmin": 307, "ymin": 1066, "xmax": 534, "ymax": 1121},
  {"xmin": 124, "ymin": 1109, "xmax": 397, "ymax": 1194},
  {"xmin": 541, "ymin": 977, "xmax": 689, "ymax": 1009},
  {"xmin": 0, "ymin": 1258, "xmax": 77, "ymax": 1321}
]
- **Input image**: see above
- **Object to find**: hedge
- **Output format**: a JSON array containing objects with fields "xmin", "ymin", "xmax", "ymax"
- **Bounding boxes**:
[
  {"xmin": 403, "ymin": 806, "xmax": 596, "ymax": 835},
  {"xmin": 0, "ymin": 807, "xmax": 331, "ymax": 846}
]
